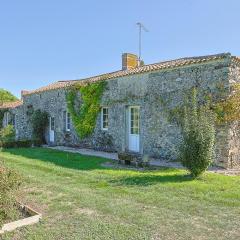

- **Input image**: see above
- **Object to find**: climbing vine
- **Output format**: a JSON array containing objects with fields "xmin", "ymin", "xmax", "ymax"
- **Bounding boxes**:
[
  {"xmin": 164, "ymin": 83, "xmax": 240, "ymax": 126},
  {"xmin": 31, "ymin": 109, "xmax": 49, "ymax": 143},
  {"xmin": 67, "ymin": 81, "xmax": 107, "ymax": 139},
  {"xmin": 213, "ymin": 83, "xmax": 240, "ymax": 124},
  {"xmin": 66, "ymin": 80, "xmax": 239, "ymax": 140}
]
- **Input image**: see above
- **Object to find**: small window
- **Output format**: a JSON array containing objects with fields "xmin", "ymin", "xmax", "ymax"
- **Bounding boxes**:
[
  {"xmin": 101, "ymin": 107, "xmax": 109, "ymax": 130},
  {"xmin": 130, "ymin": 107, "xmax": 139, "ymax": 134},
  {"xmin": 65, "ymin": 111, "xmax": 71, "ymax": 131}
]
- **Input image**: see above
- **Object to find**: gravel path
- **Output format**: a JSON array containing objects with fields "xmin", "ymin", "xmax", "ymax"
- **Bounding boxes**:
[{"xmin": 46, "ymin": 145, "xmax": 118, "ymax": 160}]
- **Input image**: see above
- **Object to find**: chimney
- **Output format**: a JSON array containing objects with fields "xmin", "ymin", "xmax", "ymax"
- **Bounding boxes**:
[
  {"xmin": 21, "ymin": 90, "xmax": 29, "ymax": 99},
  {"xmin": 122, "ymin": 53, "xmax": 138, "ymax": 70}
]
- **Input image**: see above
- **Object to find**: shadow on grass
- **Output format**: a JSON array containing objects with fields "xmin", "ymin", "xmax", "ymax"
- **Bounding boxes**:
[
  {"xmin": 2, "ymin": 147, "xmax": 192, "ymax": 185},
  {"xmin": 110, "ymin": 173, "xmax": 192, "ymax": 186},
  {"xmin": 2, "ymin": 147, "xmax": 107, "ymax": 171}
]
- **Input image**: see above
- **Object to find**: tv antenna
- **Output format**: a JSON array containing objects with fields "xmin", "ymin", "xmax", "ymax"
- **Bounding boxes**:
[{"xmin": 136, "ymin": 22, "xmax": 149, "ymax": 66}]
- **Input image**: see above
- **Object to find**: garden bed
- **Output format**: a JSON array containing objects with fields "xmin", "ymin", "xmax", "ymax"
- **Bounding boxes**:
[{"xmin": 0, "ymin": 203, "xmax": 42, "ymax": 234}]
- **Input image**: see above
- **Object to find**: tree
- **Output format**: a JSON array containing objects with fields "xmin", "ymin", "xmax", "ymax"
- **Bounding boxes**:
[
  {"xmin": 0, "ymin": 89, "xmax": 18, "ymax": 106},
  {"xmin": 0, "ymin": 125, "xmax": 15, "ymax": 143},
  {"xmin": 179, "ymin": 88, "xmax": 215, "ymax": 178},
  {"xmin": 0, "ymin": 89, "xmax": 18, "ymax": 128}
]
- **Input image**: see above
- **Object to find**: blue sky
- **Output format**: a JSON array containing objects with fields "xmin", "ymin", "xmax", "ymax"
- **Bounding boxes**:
[{"xmin": 1, "ymin": 0, "xmax": 240, "ymax": 98}]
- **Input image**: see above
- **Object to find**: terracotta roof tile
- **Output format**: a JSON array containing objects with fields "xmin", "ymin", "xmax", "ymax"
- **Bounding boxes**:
[
  {"xmin": 23, "ymin": 53, "xmax": 233, "ymax": 96},
  {"xmin": 0, "ymin": 100, "xmax": 23, "ymax": 109},
  {"xmin": 22, "ymin": 81, "xmax": 72, "ymax": 96}
]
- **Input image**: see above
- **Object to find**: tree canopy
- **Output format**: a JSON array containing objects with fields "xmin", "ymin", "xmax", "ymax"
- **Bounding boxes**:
[{"xmin": 0, "ymin": 88, "xmax": 18, "ymax": 105}]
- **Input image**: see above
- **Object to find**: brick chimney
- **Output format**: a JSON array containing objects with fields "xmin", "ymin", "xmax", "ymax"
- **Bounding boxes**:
[
  {"xmin": 122, "ymin": 53, "xmax": 138, "ymax": 70},
  {"xmin": 21, "ymin": 90, "xmax": 29, "ymax": 99}
]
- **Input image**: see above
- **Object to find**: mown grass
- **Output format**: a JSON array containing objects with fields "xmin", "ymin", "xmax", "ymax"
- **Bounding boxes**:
[{"xmin": 1, "ymin": 147, "xmax": 240, "ymax": 240}]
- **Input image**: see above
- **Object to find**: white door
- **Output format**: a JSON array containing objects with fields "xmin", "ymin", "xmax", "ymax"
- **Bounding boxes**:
[
  {"xmin": 49, "ymin": 117, "xmax": 55, "ymax": 142},
  {"xmin": 129, "ymin": 106, "xmax": 140, "ymax": 152}
]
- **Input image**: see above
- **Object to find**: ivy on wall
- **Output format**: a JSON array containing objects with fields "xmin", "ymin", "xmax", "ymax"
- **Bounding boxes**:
[
  {"xmin": 67, "ymin": 81, "xmax": 107, "ymax": 139},
  {"xmin": 66, "ymin": 78, "xmax": 239, "ymax": 140},
  {"xmin": 213, "ymin": 83, "xmax": 240, "ymax": 124},
  {"xmin": 31, "ymin": 109, "xmax": 49, "ymax": 143},
  {"xmin": 165, "ymin": 83, "xmax": 240, "ymax": 126}
]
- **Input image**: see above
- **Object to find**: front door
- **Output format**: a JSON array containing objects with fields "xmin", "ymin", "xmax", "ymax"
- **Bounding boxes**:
[
  {"xmin": 49, "ymin": 117, "xmax": 55, "ymax": 142},
  {"xmin": 129, "ymin": 106, "xmax": 140, "ymax": 152}
]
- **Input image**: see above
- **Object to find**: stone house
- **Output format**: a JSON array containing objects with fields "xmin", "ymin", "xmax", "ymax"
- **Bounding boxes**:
[{"xmin": 1, "ymin": 53, "xmax": 240, "ymax": 169}]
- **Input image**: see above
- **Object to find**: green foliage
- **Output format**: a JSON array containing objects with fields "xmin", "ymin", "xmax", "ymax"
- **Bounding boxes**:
[
  {"xmin": 0, "ymin": 139, "xmax": 42, "ymax": 148},
  {"xmin": 0, "ymin": 89, "xmax": 17, "ymax": 106},
  {"xmin": 31, "ymin": 110, "xmax": 49, "ymax": 143},
  {"xmin": 0, "ymin": 89, "xmax": 18, "ymax": 129},
  {"xmin": 0, "ymin": 125, "xmax": 15, "ymax": 143},
  {"xmin": 168, "ymin": 106, "xmax": 185, "ymax": 125},
  {"xmin": 213, "ymin": 83, "xmax": 240, "ymax": 124},
  {"xmin": 179, "ymin": 88, "xmax": 215, "ymax": 178},
  {"xmin": 67, "ymin": 81, "xmax": 107, "ymax": 139},
  {"xmin": 0, "ymin": 161, "xmax": 21, "ymax": 226}
]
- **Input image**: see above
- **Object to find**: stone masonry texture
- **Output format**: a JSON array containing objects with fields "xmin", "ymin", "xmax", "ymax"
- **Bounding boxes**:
[{"xmin": 2, "ymin": 53, "xmax": 240, "ymax": 169}]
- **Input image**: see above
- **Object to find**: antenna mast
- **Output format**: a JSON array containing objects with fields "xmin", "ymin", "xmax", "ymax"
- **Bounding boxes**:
[{"xmin": 136, "ymin": 22, "xmax": 149, "ymax": 66}]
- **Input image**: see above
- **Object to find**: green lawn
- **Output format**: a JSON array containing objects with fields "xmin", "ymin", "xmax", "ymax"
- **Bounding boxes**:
[{"xmin": 1, "ymin": 148, "xmax": 240, "ymax": 240}]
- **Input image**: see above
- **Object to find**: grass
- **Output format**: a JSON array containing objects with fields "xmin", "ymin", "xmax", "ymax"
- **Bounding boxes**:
[{"xmin": 0, "ymin": 147, "xmax": 240, "ymax": 240}]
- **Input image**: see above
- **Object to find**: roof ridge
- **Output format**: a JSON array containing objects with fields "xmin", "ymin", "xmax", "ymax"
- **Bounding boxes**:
[
  {"xmin": 22, "ymin": 52, "xmax": 232, "ymax": 96},
  {"xmin": 72, "ymin": 52, "xmax": 231, "ymax": 83}
]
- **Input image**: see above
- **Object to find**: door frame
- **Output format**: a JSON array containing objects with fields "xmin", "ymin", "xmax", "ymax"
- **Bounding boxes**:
[
  {"xmin": 128, "ymin": 106, "xmax": 140, "ymax": 152},
  {"xmin": 49, "ymin": 116, "xmax": 55, "ymax": 143}
]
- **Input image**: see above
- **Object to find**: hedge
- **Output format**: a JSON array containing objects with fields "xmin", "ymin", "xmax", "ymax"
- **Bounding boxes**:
[{"xmin": 0, "ymin": 139, "xmax": 42, "ymax": 148}]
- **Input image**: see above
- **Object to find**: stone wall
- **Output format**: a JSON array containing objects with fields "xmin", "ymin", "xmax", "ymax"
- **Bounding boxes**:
[
  {"xmin": 8, "ymin": 55, "xmax": 240, "ymax": 168},
  {"xmin": 225, "ymin": 59, "xmax": 240, "ymax": 168}
]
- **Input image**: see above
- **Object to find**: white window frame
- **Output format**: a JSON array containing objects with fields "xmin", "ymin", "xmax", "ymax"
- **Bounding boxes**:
[
  {"xmin": 65, "ymin": 111, "xmax": 71, "ymax": 131},
  {"xmin": 101, "ymin": 107, "xmax": 109, "ymax": 131},
  {"xmin": 129, "ymin": 106, "xmax": 140, "ymax": 135}
]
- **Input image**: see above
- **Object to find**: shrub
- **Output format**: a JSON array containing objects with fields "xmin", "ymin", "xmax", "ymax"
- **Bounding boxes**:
[
  {"xmin": 0, "ymin": 88, "xmax": 18, "ymax": 105},
  {"xmin": 179, "ymin": 88, "xmax": 215, "ymax": 178},
  {"xmin": 0, "ymin": 161, "xmax": 21, "ymax": 226},
  {"xmin": 0, "ymin": 125, "xmax": 15, "ymax": 143},
  {"xmin": 0, "ymin": 139, "xmax": 41, "ymax": 148},
  {"xmin": 31, "ymin": 110, "xmax": 49, "ymax": 143}
]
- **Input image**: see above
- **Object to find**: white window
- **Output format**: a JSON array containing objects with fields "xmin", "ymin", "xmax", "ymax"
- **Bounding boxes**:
[
  {"xmin": 101, "ymin": 107, "xmax": 109, "ymax": 130},
  {"xmin": 66, "ymin": 112, "xmax": 71, "ymax": 131},
  {"xmin": 130, "ymin": 107, "xmax": 140, "ymax": 135}
]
